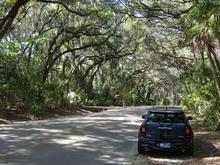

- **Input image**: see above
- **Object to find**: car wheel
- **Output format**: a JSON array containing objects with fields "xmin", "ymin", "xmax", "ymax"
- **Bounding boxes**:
[{"xmin": 138, "ymin": 144, "xmax": 146, "ymax": 154}]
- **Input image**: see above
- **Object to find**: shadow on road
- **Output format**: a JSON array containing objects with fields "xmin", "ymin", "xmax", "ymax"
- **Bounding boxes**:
[
  {"xmin": 141, "ymin": 131, "xmax": 220, "ymax": 165},
  {"xmin": 0, "ymin": 107, "xmax": 147, "ymax": 165}
]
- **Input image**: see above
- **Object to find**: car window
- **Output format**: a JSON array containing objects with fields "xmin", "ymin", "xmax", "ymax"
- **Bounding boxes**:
[{"xmin": 148, "ymin": 113, "xmax": 185, "ymax": 123}]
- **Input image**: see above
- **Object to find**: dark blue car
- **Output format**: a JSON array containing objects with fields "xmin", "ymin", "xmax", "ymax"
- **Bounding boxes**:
[{"xmin": 138, "ymin": 108, "xmax": 194, "ymax": 155}]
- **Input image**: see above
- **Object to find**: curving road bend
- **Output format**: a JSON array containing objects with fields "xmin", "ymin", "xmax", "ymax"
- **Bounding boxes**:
[{"xmin": 0, "ymin": 107, "xmax": 149, "ymax": 165}]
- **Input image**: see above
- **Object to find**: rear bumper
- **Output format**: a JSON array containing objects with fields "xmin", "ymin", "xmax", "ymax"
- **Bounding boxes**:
[{"xmin": 138, "ymin": 137, "xmax": 193, "ymax": 152}]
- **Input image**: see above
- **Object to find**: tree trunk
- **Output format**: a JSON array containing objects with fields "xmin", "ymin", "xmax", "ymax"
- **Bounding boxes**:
[
  {"xmin": 200, "ymin": 52, "xmax": 208, "ymax": 84},
  {"xmin": 146, "ymin": 87, "xmax": 154, "ymax": 100},
  {"xmin": 207, "ymin": 50, "xmax": 220, "ymax": 98},
  {"xmin": 208, "ymin": 46, "xmax": 220, "ymax": 74},
  {"xmin": 0, "ymin": 0, "xmax": 30, "ymax": 40}
]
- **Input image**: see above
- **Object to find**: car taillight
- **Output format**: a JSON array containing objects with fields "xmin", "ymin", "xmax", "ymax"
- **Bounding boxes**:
[
  {"xmin": 138, "ymin": 123, "xmax": 146, "ymax": 138},
  {"xmin": 185, "ymin": 127, "xmax": 191, "ymax": 137}
]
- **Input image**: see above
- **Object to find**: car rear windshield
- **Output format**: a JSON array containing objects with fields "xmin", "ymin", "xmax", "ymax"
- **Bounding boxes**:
[{"xmin": 147, "ymin": 113, "xmax": 185, "ymax": 123}]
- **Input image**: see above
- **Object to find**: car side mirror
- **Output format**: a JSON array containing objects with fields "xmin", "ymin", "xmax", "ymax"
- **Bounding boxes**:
[
  {"xmin": 142, "ymin": 115, "xmax": 147, "ymax": 119},
  {"xmin": 187, "ymin": 116, "xmax": 193, "ymax": 121}
]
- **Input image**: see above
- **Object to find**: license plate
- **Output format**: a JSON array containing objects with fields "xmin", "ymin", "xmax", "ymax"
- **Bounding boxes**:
[{"xmin": 159, "ymin": 143, "xmax": 171, "ymax": 149}]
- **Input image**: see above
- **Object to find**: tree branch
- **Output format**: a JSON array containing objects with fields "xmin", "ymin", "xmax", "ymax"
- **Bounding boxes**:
[
  {"xmin": 0, "ymin": 0, "xmax": 30, "ymax": 40},
  {"xmin": 38, "ymin": 0, "xmax": 98, "ymax": 16}
]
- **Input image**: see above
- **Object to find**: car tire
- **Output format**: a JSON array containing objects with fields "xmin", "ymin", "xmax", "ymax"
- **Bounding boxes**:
[
  {"xmin": 138, "ymin": 144, "xmax": 146, "ymax": 154},
  {"xmin": 185, "ymin": 147, "xmax": 194, "ymax": 156}
]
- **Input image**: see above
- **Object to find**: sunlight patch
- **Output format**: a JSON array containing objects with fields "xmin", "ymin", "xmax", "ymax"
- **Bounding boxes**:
[
  {"xmin": 52, "ymin": 135, "xmax": 98, "ymax": 145},
  {"xmin": 148, "ymin": 157, "xmax": 184, "ymax": 164},
  {"xmin": 33, "ymin": 128, "xmax": 64, "ymax": 133}
]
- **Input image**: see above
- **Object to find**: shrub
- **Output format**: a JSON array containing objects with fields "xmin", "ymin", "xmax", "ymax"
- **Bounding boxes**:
[{"xmin": 182, "ymin": 84, "xmax": 220, "ymax": 131}]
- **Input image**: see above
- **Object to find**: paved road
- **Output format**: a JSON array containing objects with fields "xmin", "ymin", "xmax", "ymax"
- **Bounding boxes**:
[{"xmin": 0, "ymin": 107, "xmax": 149, "ymax": 165}]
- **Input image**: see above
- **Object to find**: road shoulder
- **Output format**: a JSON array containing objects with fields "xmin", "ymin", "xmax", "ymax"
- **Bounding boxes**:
[{"xmin": 133, "ymin": 131, "xmax": 220, "ymax": 165}]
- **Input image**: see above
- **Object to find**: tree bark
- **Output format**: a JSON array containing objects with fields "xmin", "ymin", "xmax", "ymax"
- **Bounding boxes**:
[
  {"xmin": 207, "ymin": 50, "xmax": 220, "ymax": 99},
  {"xmin": 0, "ymin": 0, "xmax": 30, "ymax": 40},
  {"xmin": 208, "ymin": 46, "xmax": 220, "ymax": 75}
]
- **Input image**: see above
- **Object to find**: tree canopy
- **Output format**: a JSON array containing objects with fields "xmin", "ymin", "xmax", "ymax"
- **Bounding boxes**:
[{"xmin": 0, "ymin": 0, "xmax": 219, "ymax": 130}]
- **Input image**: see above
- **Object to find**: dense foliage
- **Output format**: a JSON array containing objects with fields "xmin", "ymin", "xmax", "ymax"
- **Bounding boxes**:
[
  {"xmin": 181, "ymin": 0, "xmax": 220, "ymax": 130},
  {"xmin": 0, "ymin": 0, "xmax": 219, "ymax": 129}
]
